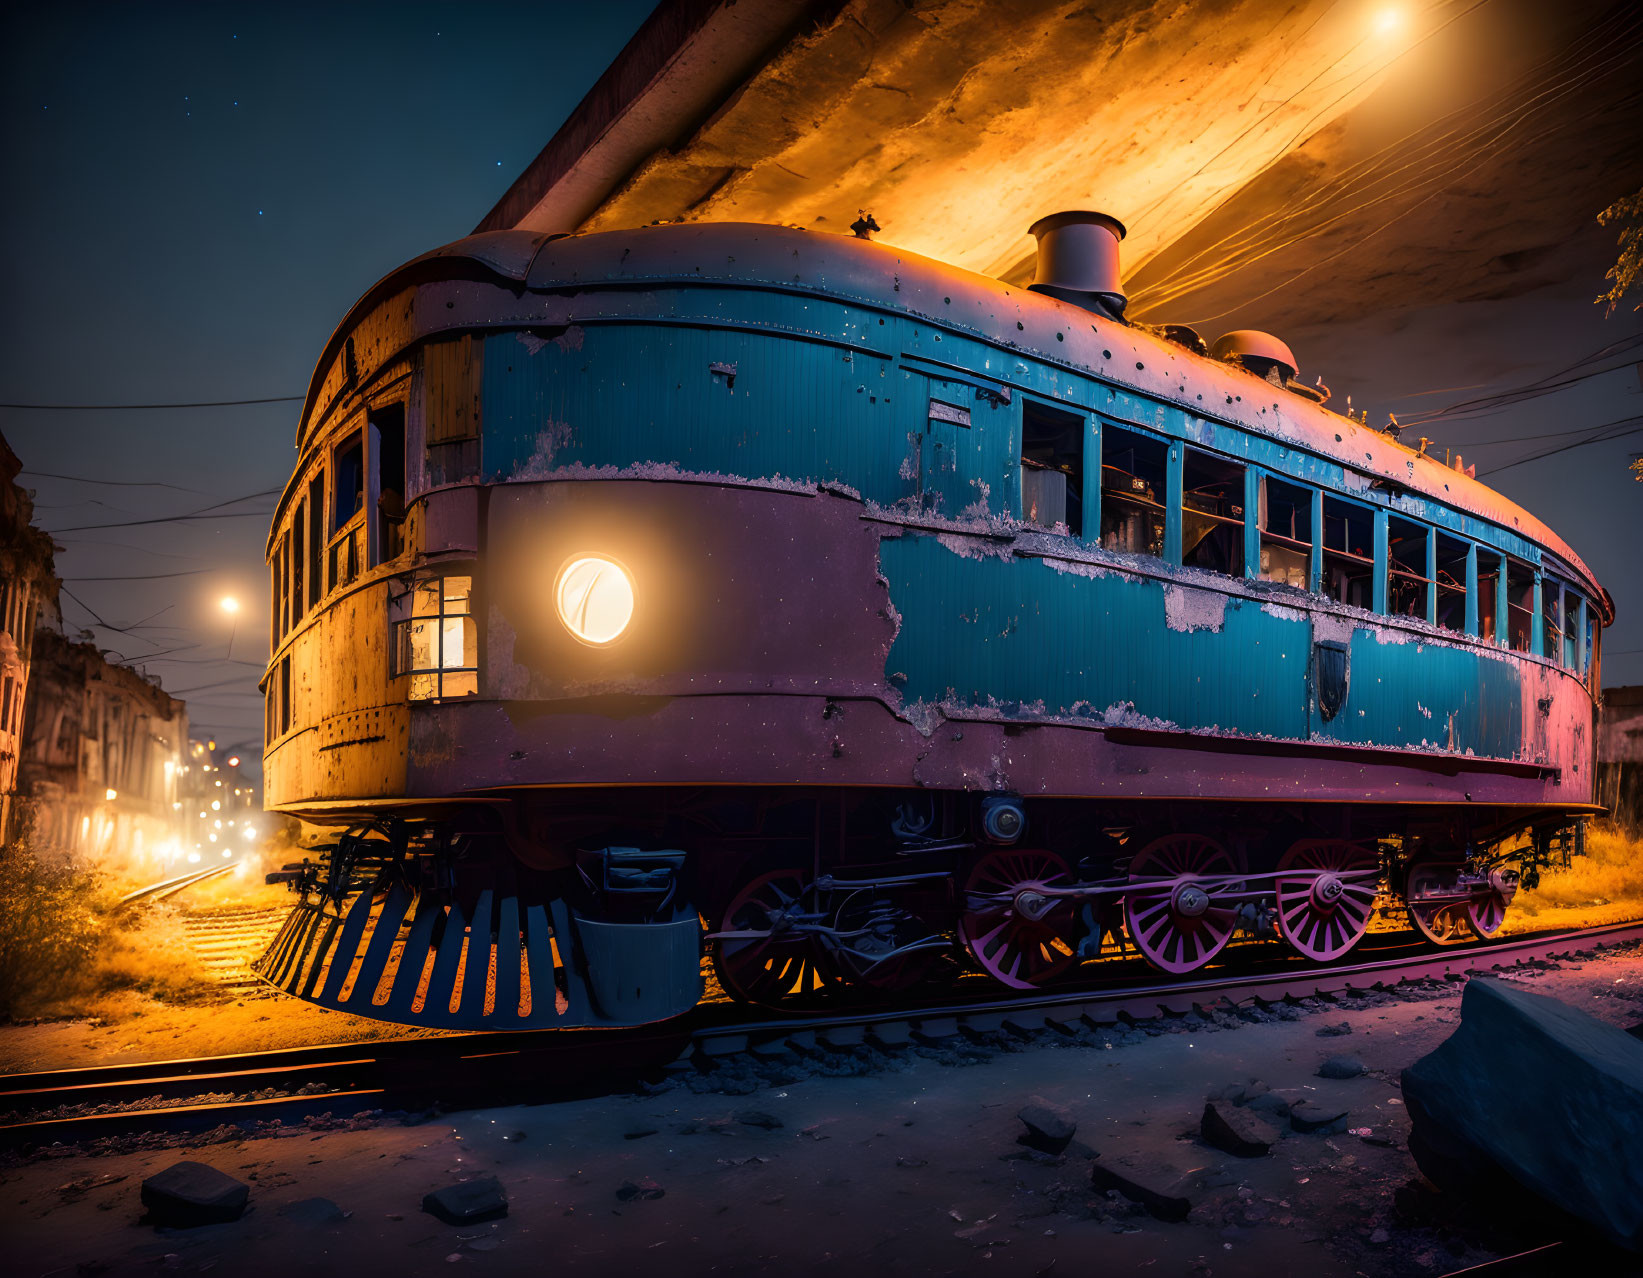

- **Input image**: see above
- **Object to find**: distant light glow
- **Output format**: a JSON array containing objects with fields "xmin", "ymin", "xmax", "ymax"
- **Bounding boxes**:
[
  {"xmin": 220, "ymin": 596, "xmax": 240, "ymax": 614},
  {"xmin": 242, "ymin": 826, "xmax": 257, "ymax": 840},
  {"xmin": 555, "ymin": 555, "xmax": 635, "ymax": 646},
  {"xmin": 104, "ymin": 788, "xmax": 118, "ymax": 801},
  {"xmin": 188, "ymin": 852, "xmax": 201, "ymax": 863},
  {"xmin": 227, "ymin": 755, "xmax": 241, "ymax": 767},
  {"xmin": 1374, "ymin": 8, "xmax": 1402, "ymax": 34},
  {"xmin": 222, "ymin": 849, "xmax": 232, "ymax": 858}
]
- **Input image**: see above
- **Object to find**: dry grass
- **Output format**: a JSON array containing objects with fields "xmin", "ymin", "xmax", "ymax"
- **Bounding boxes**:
[
  {"xmin": 0, "ymin": 847, "xmax": 217, "ymax": 1022},
  {"xmin": 1500, "ymin": 823, "xmax": 1643, "ymax": 934}
]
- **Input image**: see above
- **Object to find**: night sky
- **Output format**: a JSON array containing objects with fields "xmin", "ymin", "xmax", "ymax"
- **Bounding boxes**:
[
  {"xmin": 2, "ymin": 1, "xmax": 1638, "ymax": 769},
  {"xmin": 0, "ymin": 2, "xmax": 658, "ymax": 759}
]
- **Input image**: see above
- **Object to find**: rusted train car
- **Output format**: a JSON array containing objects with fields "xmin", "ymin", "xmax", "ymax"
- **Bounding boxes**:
[{"xmin": 254, "ymin": 213, "xmax": 1612, "ymax": 1029}]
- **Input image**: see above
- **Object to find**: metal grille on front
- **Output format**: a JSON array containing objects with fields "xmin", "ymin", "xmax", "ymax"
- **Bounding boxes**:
[{"xmin": 251, "ymin": 881, "xmax": 701, "ymax": 1030}]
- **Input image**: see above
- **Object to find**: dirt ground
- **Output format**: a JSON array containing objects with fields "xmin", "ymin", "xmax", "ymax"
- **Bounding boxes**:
[{"xmin": 4, "ymin": 944, "xmax": 1641, "ymax": 1277}]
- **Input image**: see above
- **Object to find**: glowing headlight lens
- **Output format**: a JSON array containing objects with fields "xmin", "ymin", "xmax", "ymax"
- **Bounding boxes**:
[{"xmin": 555, "ymin": 556, "xmax": 634, "ymax": 646}]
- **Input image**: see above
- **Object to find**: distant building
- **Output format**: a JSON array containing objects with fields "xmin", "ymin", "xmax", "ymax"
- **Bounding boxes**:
[
  {"xmin": 17, "ymin": 629, "xmax": 188, "ymax": 868},
  {"xmin": 1598, "ymin": 685, "xmax": 1642, "ymax": 834},
  {"xmin": 0, "ymin": 432, "xmax": 58, "ymax": 845},
  {"xmin": 177, "ymin": 738, "xmax": 261, "ymax": 862}
]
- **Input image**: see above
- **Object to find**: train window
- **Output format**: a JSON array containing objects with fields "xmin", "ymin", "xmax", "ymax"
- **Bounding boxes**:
[
  {"xmin": 1543, "ymin": 578, "xmax": 1565, "ymax": 665},
  {"xmin": 333, "ymin": 432, "xmax": 364, "ymax": 531},
  {"xmin": 1566, "ymin": 591, "xmax": 1584, "ymax": 671},
  {"xmin": 392, "ymin": 574, "xmax": 478, "ymax": 700},
  {"xmin": 1099, "ymin": 424, "xmax": 1166, "ymax": 557},
  {"xmin": 1477, "ymin": 549, "xmax": 1504, "ymax": 644},
  {"xmin": 291, "ymin": 505, "xmax": 305, "ymax": 629},
  {"xmin": 1587, "ymin": 610, "xmax": 1599, "ymax": 688},
  {"xmin": 1181, "ymin": 449, "xmax": 1244, "ymax": 577},
  {"xmin": 1387, "ymin": 516, "xmax": 1430, "ymax": 619},
  {"xmin": 306, "ymin": 475, "xmax": 324, "ymax": 610},
  {"xmin": 1505, "ymin": 558, "xmax": 1534, "ymax": 651},
  {"xmin": 1258, "ymin": 475, "xmax": 1311, "ymax": 588},
  {"xmin": 1435, "ymin": 533, "xmax": 1469, "ymax": 633},
  {"xmin": 278, "ymin": 655, "xmax": 291, "ymax": 737},
  {"xmin": 372, "ymin": 403, "xmax": 406, "ymax": 566},
  {"xmin": 1321, "ymin": 495, "xmax": 1373, "ymax": 609},
  {"xmin": 1020, "ymin": 401, "xmax": 1084, "ymax": 535}
]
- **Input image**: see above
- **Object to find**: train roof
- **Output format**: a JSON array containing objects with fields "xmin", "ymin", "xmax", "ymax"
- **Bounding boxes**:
[{"xmin": 298, "ymin": 221, "xmax": 1611, "ymax": 617}]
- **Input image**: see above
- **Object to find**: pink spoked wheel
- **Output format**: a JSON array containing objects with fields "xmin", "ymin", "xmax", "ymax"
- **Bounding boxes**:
[
  {"xmin": 958, "ymin": 849, "xmax": 1082, "ymax": 989},
  {"xmin": 713, "ymin": 869, "xmax": 834, "ymax": 1005},
  {"xmin": 1466, "ymin": 868, "xmax": 1519, "ymax": 939},
  {"xmin": 1405, "ymin": 860, "xmax": 1470, "ymax": 946},
  {"xmin": 1123, "ymin": 833, "xmax": 1243, "ymax": 974},
  {"xmin": 1274, "ymin": 840, "xmax": 1380, "ymax": 962}
]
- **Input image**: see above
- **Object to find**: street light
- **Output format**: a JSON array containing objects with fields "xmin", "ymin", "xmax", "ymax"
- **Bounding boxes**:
[{"xmin": 220, "ymin": 596, "xmax": 240, "ymax": 660}]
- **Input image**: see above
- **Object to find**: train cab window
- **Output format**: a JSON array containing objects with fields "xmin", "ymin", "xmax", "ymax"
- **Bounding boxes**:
[
  {"xmin": 291, "ymin": 500, "xmax": 306, "ymax": 627},
  {"xmin": 330, "ymin": 431, "xmax": 364, "ymax": 593},
  {"xmin": 333, "ymin": 433, "xmax": 364, "ymax": 530},
  {"xmin": 1505, "ymin": 559, "xmax": 1534, "ymax": 651},
  {"xmin": 392, "ymin": 574, "xmax": 478, "ymax": 700},
  {"xmin": 1258, "ymin": 475, "xmax": 1311, "ymax": 588},
  {"xmin": 306, "ymin": 475, "xmax": 324, "ymax": 609},
  {"xmin": 1181, "ymin": 449, "xmax": 1244, "ymax": 577},
  {"xmin": 1099, "ymin": 425, "xmax": 1166, "ymax": 557},
  {"xmin": 1387, "ymin": 517, "xmax": 1430, "ymax": 619},
  {"xmin": 1020, "ymin": 401, "xmax": 1084, "ymax": 535},
  {"xmin": 1322, "ymin": 495, "xmax": 1374, "ymax": 609},
  {"xmin": 1587, "ymin": 611, "xmax": 1599, "ymax": 688},
  {"xmin": 371, "ymin": 403, "xmax": 406, "ymax": 566},
  {"xmin": 1565, "ymin": 590, "xmax": 1584, "ymax": 670},
  {"xmin": 1543, "ymin": 578, "xmax": 1566, "ymax": 665},
  {"xmin": 1435, "ymin": 533, "xmax": 1469, "ymax": 633},
  {"xmin": 278, "ymin": 655, "xmax": 291, "ymax": 737},
  {"xmin": 1477, "ymin": 549, "xmax": 1504, "ymax": 643}
]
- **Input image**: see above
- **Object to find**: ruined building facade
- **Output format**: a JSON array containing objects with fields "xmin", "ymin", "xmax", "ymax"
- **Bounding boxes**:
[
  {"xmin": 0, "ymin": 433, "xmax": 58, "ymax": 845},
  {"xmin": 17, "ymin": 630, "xmax": 189, "ymax": 867}
]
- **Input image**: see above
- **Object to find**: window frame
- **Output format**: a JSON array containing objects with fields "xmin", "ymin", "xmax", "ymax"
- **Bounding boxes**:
[{"xmin": 389, "ymin": 572, "xmax": 480, "ymax": 701}]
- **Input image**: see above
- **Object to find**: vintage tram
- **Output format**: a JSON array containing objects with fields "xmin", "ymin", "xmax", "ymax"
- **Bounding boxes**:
[{"xmin": 254, "ymin": 212, "xmax": 1611, "ymax": 1030}]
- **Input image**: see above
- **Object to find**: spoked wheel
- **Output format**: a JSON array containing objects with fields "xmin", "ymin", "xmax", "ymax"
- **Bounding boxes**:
[
  {"xmin": 1124, "ymin": 833, "xmax": 1244, "ymax": 974},
  {"xmin": 1274, "ymin": 840, "xmax": 1381, "ymax": 962},
  {"xmin": 1467, "ymin": 868, "xmax": 1518, "ymax": 939},
  {"xmin": 958, "ymin": 849, "xmax": 1082, "ymax": 989},
  {"xmin": 1405, "ymin": 861, "xmax": 1471, "ymax": 946},
  {"xmin": 825, "ymin": 888, "xmax": 949, "ymax": 992},
  {"xmin": 713, "ymin": 869, "xmax": 834, "ymax": 1005}
]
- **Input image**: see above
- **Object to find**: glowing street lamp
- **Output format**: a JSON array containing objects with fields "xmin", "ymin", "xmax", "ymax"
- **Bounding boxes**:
[{"xmin": 220, "ymin": 595, "xmax": 240, "ymax": 660}]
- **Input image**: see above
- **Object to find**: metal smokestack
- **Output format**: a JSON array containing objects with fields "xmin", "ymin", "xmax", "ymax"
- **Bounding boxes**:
[{"xmin": 1028, "ymin": 211, "xmax": 1128, "ymax": 320}]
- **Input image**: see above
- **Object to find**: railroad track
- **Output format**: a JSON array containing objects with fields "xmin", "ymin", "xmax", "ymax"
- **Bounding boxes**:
[
  {"xmin": 3, "ymin": 918, "xmax": 1640, "ymax": 1150},
  {"xmin": 177, "ymin": 904, "xmax": 287, "ymax": 997}
]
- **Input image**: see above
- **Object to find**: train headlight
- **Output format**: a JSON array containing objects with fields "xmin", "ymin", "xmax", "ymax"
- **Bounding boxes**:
[{"xmin": 555, "ymin": 555, "xmax": 634, "ymax": 646}]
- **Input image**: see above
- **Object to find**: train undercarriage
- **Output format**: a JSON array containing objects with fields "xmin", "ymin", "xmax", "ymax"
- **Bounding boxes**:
[{"xmin": 257, "ymin": 787, "xmax": 1587, "ymax": 1030}]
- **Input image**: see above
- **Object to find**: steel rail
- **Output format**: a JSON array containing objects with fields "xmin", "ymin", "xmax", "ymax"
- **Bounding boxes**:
[
  {"xmin": 116, "ymin": 864, "xmax": 237, "ymax": 906},
  {"xmin": 2, "ymin": 919, "xmax": 1639, "ymax": 1149}
]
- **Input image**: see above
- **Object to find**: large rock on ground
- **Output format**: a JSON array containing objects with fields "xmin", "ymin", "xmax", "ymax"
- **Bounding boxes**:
[
  {"xmin": 1017, "ymin": 1098, "xmax": 1077, "ymax": 1154},
  {"xmin": 140, "ymin": 1162, "xmax": 249, "ymax": 1228},
  {"xmin": 1201, "ymin": 1100, "xmax": 1280, "ymax": 1157},
  {"xmin": 421, "ymin": 1177, "xmax": 508, "ymax": 1225},
  {"xmin": 1402, "ymin": 977, "xmax": 1643, "ymax": 1252},
  {"xmin": 1089, "ymin": 1159, "xmax": 1193, "ymax": 1222}
]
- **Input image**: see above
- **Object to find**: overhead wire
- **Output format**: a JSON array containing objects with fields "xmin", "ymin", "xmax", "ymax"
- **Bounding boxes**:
[
  {"xmin": 1, "ymin": 395, "xmax": 302, "ymax": 410},
  {"xmin": 1133, "ymin": 5, "xmax": 1637, "ymax": 304}
]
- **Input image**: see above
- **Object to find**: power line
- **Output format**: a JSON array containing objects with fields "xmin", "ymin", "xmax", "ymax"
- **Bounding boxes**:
[
  {"xmin": 1, "ymin": 395, "xmax": 302, "ymax": 410},
  {"xmin": 47, "ymin": 489, "xmax": 279, "ymax": 534},
  {"xmin": 61, "ymin": 569, "xmax": 213, "ymax": 582},
  {"xmin": 21, "ymin": 470, "xmax": 209, "ymax": 493},
  {"xmin": 1477, "ymin": 419, "xmax": 1643, "ymax": 476}
]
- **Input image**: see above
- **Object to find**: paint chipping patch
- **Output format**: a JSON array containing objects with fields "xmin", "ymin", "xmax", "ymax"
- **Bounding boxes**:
[
  {"xmin": 1043, "ymin": 557, "xmax": 1109, "ymax": 580},
  {"xmin": 1100, "ymin": 700, "xmax": 1180, "ymax": 732},
  {"xmin": 511, "ymin": 420, "xmax": 575, "ymax": 479},
  {"xmin": 1259, "ymin": 601, "xmax": 1307, "ymax": 624},
  {"xmin": 958, "ymin": 479, "xmax": 992, "ymax": 520},
  {"xmin": 1164, "ymin": 585, "xmax": 1227, "ymax": 633},
  {"xmin": 937, "ymin": 533, "xmax": 1013, "ymax": 561}
]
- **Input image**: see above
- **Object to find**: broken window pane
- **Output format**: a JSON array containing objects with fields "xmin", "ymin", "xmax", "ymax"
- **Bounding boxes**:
[
  {"xmin": 1258, "ymin": 475, "xmax": 1311, "ymax": 588},
  {"xmin": 1477, "ymin": 549, "xmax": 1504, "ymax": 644},
  {"xmin": 1099, "ymin": 424, "xmax": 1166, "ymax": 557},
  {"xmin": 1387, "ymin": 516, "xmax": 1430, "ymax": 619},
  {"xmin": 1181, "ymin": 449, "xmax": 1244, "ymax": 577},
  {"xmin": 1322, "ymin": 495, "xmax": 1374, "ymax": 610},
  {"xmin": 1506, "ymin": 559, "xmax": 1534, "ymax": 652},
  {"xmin": 1020, "ymin": 401, "xmax": 1084, "ymax": 535},
  {"xmin": 1435, "ymin": 532, "xmax": 1469, "ymax": 633}
]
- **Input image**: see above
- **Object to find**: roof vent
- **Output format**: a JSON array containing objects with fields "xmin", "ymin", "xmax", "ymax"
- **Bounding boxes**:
[
  {"xmin": 1028, "ymin": 211, "xmax": 1127, "ymax": 320},
  {"xmin": 1211, "ymin": 330, "xmax": 1298, "ymax": 384}
]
